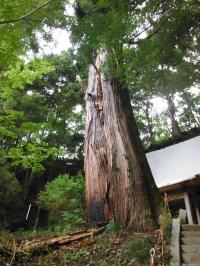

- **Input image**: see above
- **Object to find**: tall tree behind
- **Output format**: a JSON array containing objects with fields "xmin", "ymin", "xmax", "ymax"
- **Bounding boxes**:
[{"xmin": 179, "ymin": 89, "xmax": 200, "ymax": 130}]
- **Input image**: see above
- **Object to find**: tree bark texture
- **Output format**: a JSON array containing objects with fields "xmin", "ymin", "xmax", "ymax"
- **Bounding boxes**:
[
  {"xmin": 166, "ymin": 95, "xmax": 181, "ymax": 136},
  {"xmin": 84, "ymin": 53, "xmax": 160, "ymax": 232},
  {"xmin": 144, "ymin": 101, "xmax": 155, "ymax": 144}
]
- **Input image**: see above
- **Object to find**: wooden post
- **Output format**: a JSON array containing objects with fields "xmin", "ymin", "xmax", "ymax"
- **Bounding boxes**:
[
  {"xmin": 183, "ymin": 192, "xmax": 194, "ymax": 225},
  {"xmin": 33, "ymin": 206, "xmax": 40, "ymax": 231},
  {"xmin": 194, "ymin": 202, "xmax": 200, "ymax": 225},
  {"xmin": 170, "ymin": 218, "xmax": 181, "ymax": 266},
  {"xmin": 26, "ymin": 203, "xmax": 32, "ymax": 220}
]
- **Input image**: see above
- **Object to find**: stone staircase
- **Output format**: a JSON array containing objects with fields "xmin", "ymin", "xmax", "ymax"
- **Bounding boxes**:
[{"xmin": 181, "ymin": 225, "xmax": 200, "ymax": 266}]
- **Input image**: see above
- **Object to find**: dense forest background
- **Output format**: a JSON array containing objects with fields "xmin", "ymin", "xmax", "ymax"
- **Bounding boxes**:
[{"xmin": 0, "ymin": 0, "xmax": 199, "ymax": 232}]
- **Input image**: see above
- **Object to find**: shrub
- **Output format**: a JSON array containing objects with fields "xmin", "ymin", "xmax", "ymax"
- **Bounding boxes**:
[
  {"xmin": 159, "ymin": 197, "xmax": 172, "ymax": 242},
  {"xmin": 37, "ymin": 173, "xmax": 86, "ymax": 227},
  {"xmin": 123, "ymin": 236, "xmax": 152, "ymax": 264},
  {"xmin": 62, "ymin": 209, "xmax": 85, "ymax": 225},
  {"xmin": 104, "ymin": 218, "xmax": 121, "ymax": 234}
]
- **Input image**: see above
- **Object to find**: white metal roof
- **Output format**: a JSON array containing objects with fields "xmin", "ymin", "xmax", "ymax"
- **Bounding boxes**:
[{"xmin": 146, "ymin": 135, "xmax": 200, "ymax": 188}]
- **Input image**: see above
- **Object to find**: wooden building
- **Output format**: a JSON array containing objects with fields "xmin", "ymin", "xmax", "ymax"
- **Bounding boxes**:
[{"xmin": 146, "ymin": 131, "xmax": 200, "ymax": 225}]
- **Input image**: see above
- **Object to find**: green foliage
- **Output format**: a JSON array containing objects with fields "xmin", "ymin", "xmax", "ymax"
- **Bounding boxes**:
[
  {"xmin": 159, "ymin": 206, "xmax": 172, "ymax": 243},
  {"xmin": 0, "ymin": 0, "xmax": 68, "ymax": 69},
  {"xmin": 1, "ymin": 59, "xmax": 54, "ymax": 95},
  {"xmin": 0, "ymin": 0, "xmax": 199, "ymax": 232},
  {"xmin": 38, "ymin": 173, "xmax": 86, "ymax": 226},
  {"xmin": 95, "ymin": 237, "xmax": 112, "ymax": 250},
  {"xmin": 0, "ymin": 51, "xmax": 84, "ymax": 205},
  {"xmin": 62, "ymin": 209, "xmax": 86, "ymax": 226},
  {"xmin": 63, "ymin": 249, "xmax": 91, "ymax": 264},
  {"xmin": 104, "ymin": 218, "xmax": 121, "ymax": 234},
  {"xmin": 73, "ymin": 0, "xmax": 200, "ymax": 146},
  {"xmin": 7, "ymin": 141, "xmax": 57, "ymax": 174},
  {"xmin": 123, "ymin": 236, "xmax": 152, "ymax": 264}
]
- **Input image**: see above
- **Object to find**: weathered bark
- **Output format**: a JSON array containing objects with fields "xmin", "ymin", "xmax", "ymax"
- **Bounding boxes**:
[{"xmin": 84, "ymin": 53, "xmax": 160, "ymax": 232}]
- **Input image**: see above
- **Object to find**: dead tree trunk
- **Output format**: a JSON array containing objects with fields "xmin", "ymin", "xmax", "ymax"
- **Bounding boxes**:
[{"xmin": 84, "ymin": 53, "xmax": 160, "ymax": 232}]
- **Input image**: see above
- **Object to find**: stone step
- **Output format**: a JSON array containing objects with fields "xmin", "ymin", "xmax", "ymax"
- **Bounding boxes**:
[
  {"xmin": 182, "ymin": 225, "xmax": 200, "ymax": 231},
  {"xmin": 181, "ymin": 236, "xmax": 200, "ymax": 245},
  {"xmin": 182, "ymin": 231, "xmax": 200, "ymax": 238},
  {"xmin": 182, "ymin": 253, "xmax": 200, "ymax": 264},
  {"xmin": 182, "ymin": 244, "xmax": 200, "ymax": 254},
  {"xmin": 182, "ymin": 264, "xmax": 200, "ymax": 266}
]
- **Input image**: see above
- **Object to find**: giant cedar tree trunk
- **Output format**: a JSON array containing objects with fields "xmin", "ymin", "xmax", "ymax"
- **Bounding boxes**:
[{"xmin": 84, "ymin": 53, "xmax": 159, "ymax": 232}]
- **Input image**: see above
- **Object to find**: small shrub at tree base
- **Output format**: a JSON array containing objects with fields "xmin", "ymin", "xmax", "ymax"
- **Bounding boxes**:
[
  {"xmin": 37, "ymin": 173, "xmax": 86, "ymax": 227},
  {"xmin": 63, "ymin": 250, "xmax": 90, "ymax": 263},
  {"xmin": 104, "ymin": 218, "xmax": 121, "ymax": 234},
  {"xmin": 62, "ymin": 209, "xmax": 85, "ymax": 226},
  {"xmin": 123, "ymin": 236, "xmax": 152, "ymax": 264}
]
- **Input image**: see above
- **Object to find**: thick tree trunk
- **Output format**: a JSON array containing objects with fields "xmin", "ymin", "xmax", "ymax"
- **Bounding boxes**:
[
  {"xmin": 24, "ymin": 169, "xmax": 34, "ymax": 201},
  {"xmin": 84, "ymin": 53, "xmax": 160, "ymax": 232},
  {"xmin": 144, "ymin": 102, "xmax": 155, "ymax": 144},
  {"xmin": 166, "ymin": 95, "xmax": 181, "ymax": 136}
]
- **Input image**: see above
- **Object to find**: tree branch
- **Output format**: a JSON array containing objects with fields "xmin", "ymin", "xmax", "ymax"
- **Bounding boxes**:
[
  {"xmin": 23, "ymin": 18, "xmax": 55, "ymax": 27},
  {"xmin": 128, "ymin": 11, "xmax": 170, "ymax": 45},
  {"xmin": 0, "ymin": 0, "xmax": 55, "ymax": 25}
]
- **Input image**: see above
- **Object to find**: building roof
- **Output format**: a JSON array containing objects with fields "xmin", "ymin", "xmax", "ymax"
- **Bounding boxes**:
[
  {"xmin": 146, "ymin": 134, "xmax": 200, "ymax": 188},
  {"xmin": 145, "ymin": 127, "xmax": 200, "ymax": 153},
  {"xmin": 159, "ymin": 174, "xmax": 200, "ymax": 193}
]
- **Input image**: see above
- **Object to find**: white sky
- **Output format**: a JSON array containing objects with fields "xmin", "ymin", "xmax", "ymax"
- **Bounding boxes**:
[
  {"xmin": 151, "ymin": 97, "xmax": 167, "ymax": 114},
  {"xmin": 32, "ymin": 1, "xmax": 74, "ymax": 56},
  {"xmin": 37, "ymin": 29, "xmax": 71, "ymax": 55}
]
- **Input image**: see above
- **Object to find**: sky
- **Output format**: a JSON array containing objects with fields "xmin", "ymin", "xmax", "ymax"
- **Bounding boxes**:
[
  {"xmin": 36, "ymin": 1, "xmax": 74, "ymax": 55},
  {"xmin": 37, "ymin": 28, "xmax": 72, "ymax": 54}
]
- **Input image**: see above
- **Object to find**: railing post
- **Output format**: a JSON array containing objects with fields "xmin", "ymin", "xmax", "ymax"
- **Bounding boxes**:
[
  {"xmin": 184, "ymin": 192, "xmax": 194, "ymax": 225},
  {"xmin": 170, "ymin": 218, "xmax": 181, "ymax": 266}
]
